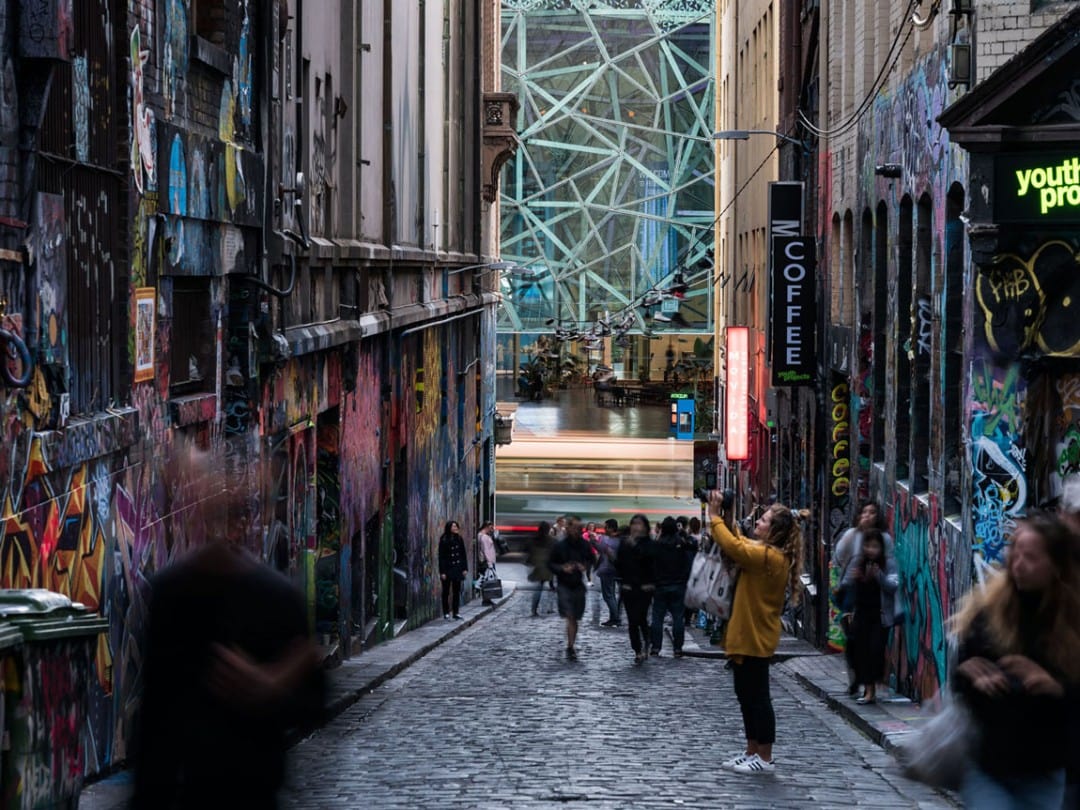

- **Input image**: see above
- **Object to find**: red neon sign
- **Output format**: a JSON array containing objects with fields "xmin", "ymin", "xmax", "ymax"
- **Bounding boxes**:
[{"xmin": 726, "ymin": 327, "xmax": 749, "ymax": 461}]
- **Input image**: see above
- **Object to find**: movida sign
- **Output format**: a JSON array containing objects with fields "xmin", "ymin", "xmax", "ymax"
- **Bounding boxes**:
[{"xmin": 770, "ymin": 236, "xmax": 816, "ymax": 386}]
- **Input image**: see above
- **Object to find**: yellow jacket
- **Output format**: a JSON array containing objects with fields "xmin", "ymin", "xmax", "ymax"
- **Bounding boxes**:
[{"xmin": 709, "ymin": 517, "xmax": 788, "ymax": 660}]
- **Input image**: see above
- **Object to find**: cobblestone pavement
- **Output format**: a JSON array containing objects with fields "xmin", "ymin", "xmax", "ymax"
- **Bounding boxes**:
[{"xmin": 279, "ymin": 590, "xmax": 954, "ymax": 809}]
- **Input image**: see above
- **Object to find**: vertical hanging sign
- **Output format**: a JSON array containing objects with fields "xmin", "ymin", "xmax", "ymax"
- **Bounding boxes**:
[
  {"xmin": 771, "ymin": 236, "xmax": 816, "ymax": 385},
  {"xmin": 726, "ymin": 327, "xmax": 749, "ymax": 460},
  {"xmin": 766, "ymin": 182, "xmax": 805, "ymax": 362}
]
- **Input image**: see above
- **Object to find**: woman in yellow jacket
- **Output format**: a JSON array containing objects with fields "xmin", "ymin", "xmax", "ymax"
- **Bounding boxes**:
[{"xmin": 707, "ymin": 491, "xmax": 805, "ymax": 775}]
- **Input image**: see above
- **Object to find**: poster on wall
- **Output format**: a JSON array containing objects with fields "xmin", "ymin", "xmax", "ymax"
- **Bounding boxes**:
[
  {"xmin": 134, "ymin": 287, "xmax": 156, "ymax": 382},
  {"xmin": 770, "ymin": 236, "xmax": 816, "ymax": 386}
]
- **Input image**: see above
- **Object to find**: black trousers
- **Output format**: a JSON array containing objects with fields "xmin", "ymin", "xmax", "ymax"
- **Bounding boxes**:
[
  {"xmin": 732, "ymin": 656, "xmax": 775, "ymax": 745},
  {"xmin": 441, "ymin": 577, "xmax": 462, "ymax": 615},
  {"xmin": 623, "ymin": 589, "xmax": 652, "ymax": 653}
]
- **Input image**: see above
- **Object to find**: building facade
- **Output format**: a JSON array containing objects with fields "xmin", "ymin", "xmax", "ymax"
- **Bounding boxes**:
[
  {"xmin": 0, "ymin": 0, "xmax": 510, "ymax": 779},
  {"xmin": 725, "ymin": 0, "xmax": 1079, "ymax": 700}
]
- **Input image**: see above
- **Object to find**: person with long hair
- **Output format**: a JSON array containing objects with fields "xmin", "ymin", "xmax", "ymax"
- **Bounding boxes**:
[
  {"xmin": 951, "ymin": 512, "xmax": 1080, "ymax": 808},
  {"xmin": 614, "ymin": 514, "xmax": 657, "ymax": 664},
  {"xmin": 527, "ymin": 521, "xmax": 555, "ymax": 617},
  {"xmin": 708, "ymin": 492, "xmax": 805, "ymax": 775},
  {"xmin": 437, "ymin": 520, "xmax": 468, "ymax": 620},
  {"xmin": 839, "ymin": 527, "xmax": 897, "ymax": 704},
  {"xmin": 833, "ymin": 500, "xmax": 893, "ymax": 695}
]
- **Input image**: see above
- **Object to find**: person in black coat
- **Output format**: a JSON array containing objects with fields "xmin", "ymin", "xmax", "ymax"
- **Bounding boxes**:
[
  {"xmin": 649, "ymin": 516, "xmax": 696, "ymax": 656},
  {"xmin": 614, "ymin": 513, "xmax": 657, "ymax": 663},
  {"xmin": 438, "ymin": 521, "xmax": 469, "ymax": 619}
]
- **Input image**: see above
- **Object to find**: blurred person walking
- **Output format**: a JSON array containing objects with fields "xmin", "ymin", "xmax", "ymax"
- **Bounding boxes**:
[
  {"xmin": 549, "ymin": 518, "xmax": 593, "ymax": 661},
  {"xmin": 649, "ymin": 516, "xmax": 695, "ymax": 657},
  {"xmin": 708, "ymin": 492, "xmax": 805, "ymax": 775},
  {"xmin": 839, "ymin": 528, "xmax": 898, "ymax": 704},
  {"xmin": 438, "ymin": 520, "xmax": 469, "ymax": 620},
  {"xmin": 951, "ymin": 512, "xmax": 1080, "ymax": 808},
  {"xmin": 527, "ymin": 521, "xmax": 556, "ymax": 616},
  {"xmin": 615, "ymin": 514, "xmax": 657, "ymax": 663},
  {"xmin": 133, "ymin": 449, "xmax": 324, "ymax": 810},
  {"xmin": 597, "ymin": 518, "xmax": 622, "ymax": 626}
]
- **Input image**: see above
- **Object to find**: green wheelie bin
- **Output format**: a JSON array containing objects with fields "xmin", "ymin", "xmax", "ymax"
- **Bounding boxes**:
[{"xmin": 0, "ymin": 589, "xmax": 107, "ymax": 810}]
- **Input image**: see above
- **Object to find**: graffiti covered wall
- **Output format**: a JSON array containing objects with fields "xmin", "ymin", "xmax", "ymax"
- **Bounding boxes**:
[{"xmin": 839, "ymin": 48, "xmax": 969, "ymax": 699}]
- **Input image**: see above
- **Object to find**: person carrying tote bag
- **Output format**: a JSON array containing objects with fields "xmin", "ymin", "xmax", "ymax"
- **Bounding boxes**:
[{"xmin": 707, "ymin": 491, "xmax": 806, "ymax": 776}]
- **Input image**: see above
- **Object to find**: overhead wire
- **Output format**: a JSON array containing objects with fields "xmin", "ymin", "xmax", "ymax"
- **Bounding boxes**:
[{"xmin": 797, "ymin": 0, "xmax": 918, "ymax": 139}]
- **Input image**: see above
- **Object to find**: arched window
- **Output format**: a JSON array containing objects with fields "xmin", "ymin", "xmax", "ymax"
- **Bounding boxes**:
[
  {"xmin": 912, "ymin": 193, "xmax": 933, "ymax": 492},
  {"xmin": 873, "ymin": 201, "xmax": 888, "ymax": 463},
  {"xmin": 895, "ymin": 195, "xmax": 914, "ymax": 481},
  {"xmin": 943, "ymin": 184, "xmax": 966, "ymax": 514}
]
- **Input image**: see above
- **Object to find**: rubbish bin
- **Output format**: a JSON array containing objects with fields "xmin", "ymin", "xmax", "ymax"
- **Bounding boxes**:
[
  {"xmin": 0, "ymin": 621, "xmax": 23, "ymax": 803},
  {"xmin": 0, "ymin": 589, "xmax": 107, "ymax": 810}
]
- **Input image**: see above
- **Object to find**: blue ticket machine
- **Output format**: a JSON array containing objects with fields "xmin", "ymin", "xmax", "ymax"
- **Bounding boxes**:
[{"xmin": 670, "ymin": 393, "xmax": 695, "ymax": 440}]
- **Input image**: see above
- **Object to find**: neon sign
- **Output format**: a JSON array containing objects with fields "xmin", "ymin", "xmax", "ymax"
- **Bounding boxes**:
[
  {"xmin": 726, "ymin": 327, "xmax": 749, "ymax": 461},
  {"xmin": 995, "ymin": 152, "xmax": 1080, "ymax": 222}
]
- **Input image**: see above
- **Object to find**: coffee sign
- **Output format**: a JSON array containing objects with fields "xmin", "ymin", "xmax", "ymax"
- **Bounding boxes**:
[
  {"xmin": 995, "ymin": 152, "xmax": 1080, "ymax": 223},
  {"xmin": 770, "ymin": 236, "xmax": 816, "ymax": 386}
]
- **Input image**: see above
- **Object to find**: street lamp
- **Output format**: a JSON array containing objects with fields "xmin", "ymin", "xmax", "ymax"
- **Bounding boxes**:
[{"xmin": 712, "ymin": 129, "xmax": 808, "ymax": 151}]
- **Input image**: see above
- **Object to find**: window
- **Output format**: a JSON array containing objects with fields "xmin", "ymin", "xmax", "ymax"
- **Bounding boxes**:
[
  {"xmin": 873, "ymin": 202, "xmax": 888, "ymax": 462},
  {"xmin": 912, "ymin": 193, "xmax": 933, "ymax": 492},
  {"xmin": 895, "ymin": 196, "xmax": 914, "ymax": 481},
  {"xmin": 191, "ymin": 0, "xmax": 227, "ymax": 46},
  {"xmin": 170, "ymin": 278, "xmax": 215, "ymax": 395},
  {"xmin": 36, "ymin": 0, "xmax": 125, "ymax": 415},
  {"xmin": 943, "ymin": 185, "xmax": 966, "ymax": 513}
]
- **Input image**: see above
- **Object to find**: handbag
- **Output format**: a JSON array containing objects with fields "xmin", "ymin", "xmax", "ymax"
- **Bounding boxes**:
[
  {"xmin": 686, "ymin": 548, "xmax": 721, "ymax": 613},
  {"xmin": 704, "ymin": 557, "xmax": 739, "ymax": 621},
  {"xmin": 896, "ymin": 697, "xmax": 974, "ymax": 791},
  {"xmin": 685, "ymin": 544, "xmax": 739, "ymax": 620},
  {"xmin": 481, "ymin": 577, "xmax": 503, "ymax": 600},
  {"xmin": 684, "ymin": 548, "xmax": 714, "ymax": 610}
]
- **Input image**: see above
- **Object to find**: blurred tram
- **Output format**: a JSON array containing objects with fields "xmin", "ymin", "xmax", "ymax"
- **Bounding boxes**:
[{"xmin": 495, "ymin": 434, "xmax": 701, "ymax": 547}]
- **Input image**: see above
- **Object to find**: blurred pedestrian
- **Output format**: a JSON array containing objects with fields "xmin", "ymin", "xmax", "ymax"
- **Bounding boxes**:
[
  {"xmin": 597, "ymin": 518, "xmax": 622, "ymax": 626},
  {"xmin": 615, "ymin": 513, "xmax": 657, "ymax": 664},
  {"xmin": 583, "ymin": 521, "xmax": 602, "ymax": 584},
  {"xmin": 840, "ymin": 528, "xmax": 897, "ymax": 704},
  {"xmin": 650, "ymin": 516, "xmax": 695, "ymax": 657},
  {"xmin": 527, "ymin": 521, "xmax": 556, "ymax": 616},
  {"xmin": 132, "ymin": 450, "xmax": 324, "ymax": 810},
  {"xmin": 438, "ymin": 520, "xmax": 468, "ymax": 620},
  {"xmin": 951, "ymin": 512, "xmax": 1080, "ymax": 808},
  {"xmin": 1057, "ymin": 476, "xmax": 1080, "ymax": 810},
  {"xmin": 477, "ymin": 520, "xmax": 498, "ymax": 607},
  {"xmin": 708, "ymin": 492, "xmax": 805, "ymax": 775},
  {"xmin": 549, "ymin": 518, "xmax": 592, "ymax": 661}
]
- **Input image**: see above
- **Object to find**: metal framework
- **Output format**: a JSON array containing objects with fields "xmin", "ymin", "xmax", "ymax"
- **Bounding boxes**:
[{"xmin": 499, "ymin": 0, "xmax": 716, "ymax": 335}]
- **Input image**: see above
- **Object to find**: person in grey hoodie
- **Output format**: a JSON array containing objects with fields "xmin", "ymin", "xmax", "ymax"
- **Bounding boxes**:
[{"xmin": 597, "ymin": 518, "xmax": 622, "ymax": 626}]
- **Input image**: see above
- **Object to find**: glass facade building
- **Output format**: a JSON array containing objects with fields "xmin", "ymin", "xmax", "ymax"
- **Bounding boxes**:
[{"xmin": 499, "ymin": 0, "xmax": 716, "ymax": 350}]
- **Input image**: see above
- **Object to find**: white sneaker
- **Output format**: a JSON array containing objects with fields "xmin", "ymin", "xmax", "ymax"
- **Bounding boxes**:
[
  {"xmin": 732, "ymin": 754, "xmax": 775, "ymax": 774},
  {"xmin": 721, "ymin": 752, "xmax": 752, "ymax": 770}
]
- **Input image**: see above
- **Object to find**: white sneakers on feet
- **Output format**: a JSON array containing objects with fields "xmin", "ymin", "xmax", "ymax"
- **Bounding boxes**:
[
  {"xmin": 720, "ymin": 752, "xmax": 751, "ymax": 770},
  {"xmin": 732, "ymin": 754, "xmax": 775, "ymax": 774}
]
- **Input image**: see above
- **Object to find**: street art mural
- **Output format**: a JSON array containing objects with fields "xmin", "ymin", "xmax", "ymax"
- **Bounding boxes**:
[
  {"xmin": 889, "ymin": 493, "xmax": 950, "ymax": 702},
  {"xmin": 970, "ymin": 360, "xmax": 1025, "ymax": 571},
  {"xmin": 840, "ymin": 47, "xmax": 970, "ymax": 698},
  {"xmin": 826, "ymin": 377, "xmax": 851, "ymax": 653}
]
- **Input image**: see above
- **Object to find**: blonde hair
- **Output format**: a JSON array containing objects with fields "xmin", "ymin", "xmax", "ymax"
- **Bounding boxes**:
[
  {"xmin": 763, "ymin": 504, "xmax": 808, "ymax": 607},
  {"xmin": 951, "ymin": 512, "xmax": 1080, "ymax": 683}
]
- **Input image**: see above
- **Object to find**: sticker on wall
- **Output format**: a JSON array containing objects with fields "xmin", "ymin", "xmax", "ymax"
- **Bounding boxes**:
[{"xmin": 134, "ymin": 287, "xmax": 156, "ymax": 383}]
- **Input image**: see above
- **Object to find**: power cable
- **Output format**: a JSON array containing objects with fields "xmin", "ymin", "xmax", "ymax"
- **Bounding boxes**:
[{"xmin": 798, "ymin": 0, "xmax": 918, "ymax": 139}]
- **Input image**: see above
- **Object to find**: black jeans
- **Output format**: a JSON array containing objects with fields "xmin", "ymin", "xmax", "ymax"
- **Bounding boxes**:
[
  {"xmin": 441, "ymin": 577, "xmax": 462, "ymax": 615},
  {"xmin": 731, "ymin": 656, "xmax": 775, "ymax": 744},
  {"xmin": 622, "ymin": 589, "xmax": 653, "ymax": 653}
]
